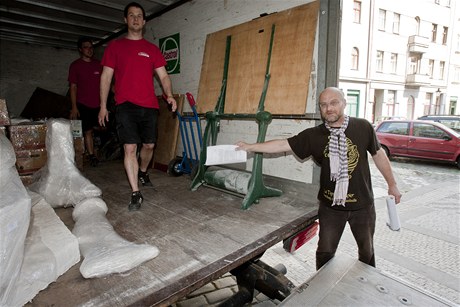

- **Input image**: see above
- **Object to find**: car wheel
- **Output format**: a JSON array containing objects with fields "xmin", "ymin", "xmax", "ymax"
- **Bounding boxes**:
[
  {"xmin": 382, "ymin": 146, "xmax": 390, "ymax": 158},
  {"xmin": 457, "ymin": 156, "xmax": 460, "ymax": 170}
]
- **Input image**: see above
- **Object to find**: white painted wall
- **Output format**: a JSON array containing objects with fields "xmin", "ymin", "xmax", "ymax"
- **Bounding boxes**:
[{"xmin": 145, "ymin": 0, "xmax": 319, "ymax": 183}]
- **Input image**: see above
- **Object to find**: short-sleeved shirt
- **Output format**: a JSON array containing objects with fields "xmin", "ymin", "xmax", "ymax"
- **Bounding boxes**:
[
  {"xmin": 68, "ymin": 58, "xmax": 102, "ymax": 108},
  {"xmin": 287, "ymin": 117, "xmax": 381, "ymax": 210},
  {"xmin": 101, "ymin": 38, "xmax": 167, "ymax": 109}
]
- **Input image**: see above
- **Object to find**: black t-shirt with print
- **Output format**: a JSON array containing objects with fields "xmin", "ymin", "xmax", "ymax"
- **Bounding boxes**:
[{"xmin": 287, "ymin": 117, "xmax": 381, "ymax": 211}]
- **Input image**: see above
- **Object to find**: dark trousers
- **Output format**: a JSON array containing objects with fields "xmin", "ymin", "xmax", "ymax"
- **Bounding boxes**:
[{"xmin": 316, "ymin": 203, "xmax": 376, "ymax": 270}]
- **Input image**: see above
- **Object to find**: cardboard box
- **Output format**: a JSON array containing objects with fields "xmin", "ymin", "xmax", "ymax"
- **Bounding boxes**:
[
  {"xmin": 15, "ymin": 148, "xmax": 47, "ymax": 175},
  {"xmin": 0, "ymin": 99, "xmax": 11, "ymax": 126},
  {"xmin": 19, "ymin": 174, "xmax": 35, "ymax": 186},
  {"xmin": 8, "ymin": 122, "xmax": 47, "ymax": 150}
]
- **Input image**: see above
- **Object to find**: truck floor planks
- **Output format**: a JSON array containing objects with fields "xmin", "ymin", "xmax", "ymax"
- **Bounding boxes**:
[{"xmin": 27, "ymin": 160, "xmax": 318, "ymax": 307}]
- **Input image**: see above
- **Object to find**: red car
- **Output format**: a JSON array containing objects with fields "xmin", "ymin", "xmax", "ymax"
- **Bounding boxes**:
[{"xmin": 375, "ymin": 119, "xmax": 460, "ymax": 169}]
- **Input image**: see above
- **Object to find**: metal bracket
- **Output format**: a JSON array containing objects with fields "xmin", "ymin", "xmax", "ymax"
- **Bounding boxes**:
[{"xmin": 218, "ymin": 259, "xmax": 295, "ymax": 306}]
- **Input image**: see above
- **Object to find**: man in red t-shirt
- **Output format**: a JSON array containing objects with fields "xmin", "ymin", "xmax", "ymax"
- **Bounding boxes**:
[
  {"xmin": 98, "ymin": 2, "xmax": 177, "ymax": 211},
  {"xmin": 68, "ymin": 36, "xmax": 102, "ymax": 167}
]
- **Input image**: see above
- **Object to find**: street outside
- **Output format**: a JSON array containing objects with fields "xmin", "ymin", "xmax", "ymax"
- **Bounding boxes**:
[{"xmin": 261, "ymin": 157, "xmax": 460, "ymax": 305}]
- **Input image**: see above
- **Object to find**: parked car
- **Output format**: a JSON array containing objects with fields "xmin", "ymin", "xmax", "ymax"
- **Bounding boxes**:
[
  {"xmin": 417, "ymin": 115, "xmax": 460, "ymax": 132},
  {"xmin": 375, "ymin": 119, "xmax": 460, "ymax": 169}
]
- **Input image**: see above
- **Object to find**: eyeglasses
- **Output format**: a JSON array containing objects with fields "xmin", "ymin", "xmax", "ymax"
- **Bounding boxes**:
[
  {"xmin": 319, "ymin": 100, "xmax": 342, "ymax": 109},
  {"xmin": 81, "ymin": 46, "xmax": 93, "ymax": 49}
]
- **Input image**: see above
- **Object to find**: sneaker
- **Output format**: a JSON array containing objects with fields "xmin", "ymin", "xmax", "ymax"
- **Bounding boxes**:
[
  {"xmin": 89, "ymin": 154, "xmax": 99, "ymax": 167},
  {"xmin": 138, "ymin": 170, "xmax": 153, "ymax": 186},
  {"xmin": 128, "ymin": 191, "xmax": 143, "ymax": 211}
]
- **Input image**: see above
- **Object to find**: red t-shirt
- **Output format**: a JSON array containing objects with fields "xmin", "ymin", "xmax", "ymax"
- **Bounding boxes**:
[
  {"xmin": 101, "ymin": 38, "xmax": 167, "ymax": 109},
  {"xmin": 68, "ymin": 58, "xmax": 102, "ymax": 108}
]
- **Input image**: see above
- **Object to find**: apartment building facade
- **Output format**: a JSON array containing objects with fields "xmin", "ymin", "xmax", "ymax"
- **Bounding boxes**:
[{"xmin": 339, "ymin": 0, "xmax": 459, "ymax": 123}]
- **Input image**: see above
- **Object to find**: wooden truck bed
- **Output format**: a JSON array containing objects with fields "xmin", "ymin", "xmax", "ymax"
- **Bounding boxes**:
[{"xmin": 27, "ymin": 160, "xmax": 318, "ymax": 306}]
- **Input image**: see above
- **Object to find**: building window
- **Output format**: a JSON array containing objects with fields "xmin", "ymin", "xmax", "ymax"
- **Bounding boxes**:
[
  {"xmin": 432, "ymin": 24, "xmax": 437, "ymax": 42},
  {"xmin": 376, "ymin": 50, "xmax": 384, "ymax": 72},
  {"xmin": 379, "ymin": 9, "xmax": 386, "ymax": 31},
  {"xmin": 454, "ymin": 67, "xmax": 460, "ymax": 83},
  {"xmin": 393, "ymin": 13, "xmax": 400, "ymax": 34},
  {"xmin": 351, "ymin": 47, "xmax": 359, "ymax": 70},
  {"xmin": 390, "ymin": 53, "xmax": 398, "ymax": 73},
  {"xmin": 408, "ymin": 56, "xmax": 419, "ymax": 74},
  {"xmin": 442, "ymin": 27, "xmax": 448, "ymax": 44},
  {"xmin": 414, "ymin": 17, "xmax": 421, "ymax": 35},
  {"xmin": 428, "ymin": 59, "xmax": 434, "ymax": 78},
  {"xmin": 439, "ymin": 61, "xmax": 445, "ymax": 79},
  {"xmin": 353, "ymin": 1, "xmax": 361, "ymax": 23},
  {"xmin": 450, "ymin": 98, "xmax": 457, "ymax": 115}
]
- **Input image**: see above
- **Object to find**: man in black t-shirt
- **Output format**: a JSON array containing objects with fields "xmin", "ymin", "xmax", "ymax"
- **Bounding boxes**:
[{"xmin": 236, "ymin": 87, "xmax": 402, "ymax": 269}]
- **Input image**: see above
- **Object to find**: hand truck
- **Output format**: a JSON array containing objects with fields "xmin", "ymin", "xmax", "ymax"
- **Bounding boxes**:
[{"xmin": 168, "ymin": 93, "xmax": 203, "ymax": 177}]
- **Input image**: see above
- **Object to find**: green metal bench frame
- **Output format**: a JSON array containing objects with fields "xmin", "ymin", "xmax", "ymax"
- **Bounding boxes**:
[{"xmin": 190, "ymin": 25, "xmax": 282, "ymax": 210}]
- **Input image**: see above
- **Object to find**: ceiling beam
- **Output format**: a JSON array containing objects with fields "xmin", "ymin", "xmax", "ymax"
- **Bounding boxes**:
[
  {"xmin": 0, "ymin": 6, "xmax": 118, "ymax": 32},
  {"xmin": 15, "ymin": 0, "xmax": 121, "ymax": 23}
]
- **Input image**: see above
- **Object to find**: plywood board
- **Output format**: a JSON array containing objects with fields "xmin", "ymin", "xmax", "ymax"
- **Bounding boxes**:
[
  {"xmin": 197, "ymin": 1, "xmax": 319, "ymax": 115},
  {"xmin": 153, "ymin": 94, "xmax": 184, "ymax": 171}
]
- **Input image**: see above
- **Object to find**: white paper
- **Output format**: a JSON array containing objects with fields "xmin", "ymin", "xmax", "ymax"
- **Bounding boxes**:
[
  {"xmin": 205, "ymin": 145, "xmax": 247, "ymax": 166},
  {"xmin": 386, "ymin": 196, "xmax": 401, "ymax": 231}
]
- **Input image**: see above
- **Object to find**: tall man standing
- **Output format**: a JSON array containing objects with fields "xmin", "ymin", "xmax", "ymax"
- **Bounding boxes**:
[
  {"xmin": 98, "ymin": 2, "xmax": 177, "ymax": 211},
  {"xmin": 236, "ymin": 87, "xmax": 402, "ymax": 269},
  {"xmin": 68, "ymin": 36, "xmax": 101, "ymax": 167}
]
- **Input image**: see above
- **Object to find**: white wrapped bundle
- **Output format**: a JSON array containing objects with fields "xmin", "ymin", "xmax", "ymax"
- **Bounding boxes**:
[
  {"xmin": 29, "ymin": 118, "xmax": 101, "ymax": 207},
  {"xmin": 0, "ymin": 134, "xmax": 31, "ymax": 305},
  {"xmin": 6, "ymin": 191, "xmax": 80, "ymax": 306},
  {"xmin": 73, "ymin": 197, "xmax": 160, "ymax": 278}
]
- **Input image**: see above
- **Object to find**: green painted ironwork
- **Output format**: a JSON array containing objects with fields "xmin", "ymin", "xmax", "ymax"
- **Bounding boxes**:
[{"xmin": 191, "ymin": 24, "xmax": 282, "ymax": 210}]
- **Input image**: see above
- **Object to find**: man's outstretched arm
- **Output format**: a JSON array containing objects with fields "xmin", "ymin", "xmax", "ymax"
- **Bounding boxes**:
[{"xmin": 235, "ymin": 139, "xmax": 291, "ymax": 154}]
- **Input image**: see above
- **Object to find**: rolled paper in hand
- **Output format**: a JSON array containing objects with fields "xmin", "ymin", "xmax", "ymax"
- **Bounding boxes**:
[{"xmin": 386, "ymin": 195, "xmax": 401, "ymax": 231}]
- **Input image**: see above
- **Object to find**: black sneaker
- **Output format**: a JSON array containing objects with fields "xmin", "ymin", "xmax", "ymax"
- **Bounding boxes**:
[
  {"xmin": 128, "ymin": 191, "xmax": 143, "ymax": 211},
  {"xmin": 138, "ymin": 170, "xmax": 153, "ymax": 186},
  {"xmin": 89, "ymin": 154, "xmax": 99, "ymax": 167}
]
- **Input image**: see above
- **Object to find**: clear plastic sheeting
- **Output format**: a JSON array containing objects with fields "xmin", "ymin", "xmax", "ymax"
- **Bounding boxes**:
[
  {"xmin": 5, "ymin": 191, "xmax": 80, "ymax": 307},
  {"xmin": 29, "ymin": 118, "xmax": 101, "ymax": 207},
  {"xmin": 73, "ymin": 197, "xmax": 160, "ymax": 278},
  {"xmin": 0, "ymin": 134, "xmax": 32, "ymax": 306}
]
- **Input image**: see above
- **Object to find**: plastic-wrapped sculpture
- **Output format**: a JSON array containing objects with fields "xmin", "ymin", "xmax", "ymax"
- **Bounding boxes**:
[
  {"xmin": 2, "ymin": 119, "xmax": 159, "ymax": 305},
  {"xmin": 0, "ymin": 134, "xmax": 32, "ymax": 305}
]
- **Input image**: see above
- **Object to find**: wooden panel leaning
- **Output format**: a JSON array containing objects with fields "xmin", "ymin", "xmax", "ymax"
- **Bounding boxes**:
[{"xmin": 197, "ymin": 1, "xmax": 319, "ymax": 115}]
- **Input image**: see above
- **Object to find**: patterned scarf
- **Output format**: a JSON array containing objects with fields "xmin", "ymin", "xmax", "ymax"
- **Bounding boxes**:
[{"xmin": 325, "ymin": 115, "xmax": 349, "ymax": 206}]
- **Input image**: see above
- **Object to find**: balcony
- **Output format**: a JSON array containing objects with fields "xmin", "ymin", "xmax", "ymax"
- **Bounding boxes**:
[
  {"xmin": 408, "ymin": 35, "xmax": 429, "ymax": 53},
  {"xmin": 405, "ymin": 73, "xmax": 430, "ymax": 87}
]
